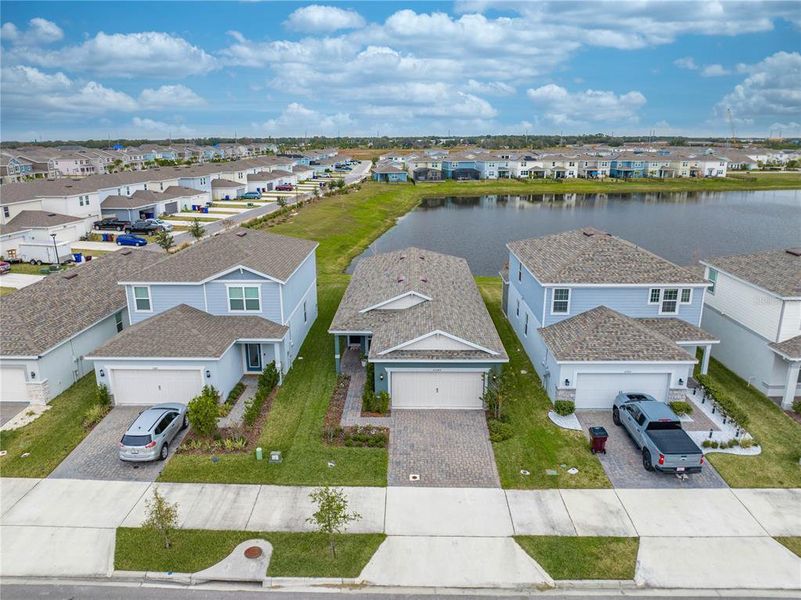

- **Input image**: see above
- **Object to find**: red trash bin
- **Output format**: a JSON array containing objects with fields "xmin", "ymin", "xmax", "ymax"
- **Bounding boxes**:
[{"xmin": 589, "ymin": 426, "xmax": 608, "ymax": 454}]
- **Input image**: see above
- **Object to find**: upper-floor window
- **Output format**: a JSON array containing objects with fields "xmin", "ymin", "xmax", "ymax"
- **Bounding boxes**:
[
  {"xmin": 303, "ymin": 301, "xmax": 308, "ymax": 323},
  {"xmin": 660, "ymin": 289, "xmax": 679, "ymax": 314},
  {"xmin": 516, "ymin": 298, "xmax": 520, "ymax": 317},
  {"xmin": 133, "ymin": 286, "xmax": 151, "ymax": 312},
  {"xmin": 228, "ymin": 285, "xmax": 260, "ymax": 312},
  {"xmin": 552, "ymin": 288, "xmax": 570, "ymax": 314},
  {"xmin": 680, "ymin": 288, "xmax": 692, "ymax": 304},
  {"xmin": 524, "ymin": 312, "xmax": 529, "ymax": 336},
  {"xmin": 115, "ymin": 312, "xmax": 124, "ymax": 333},
  {"xmin": 708, "ymin": 269, "xmax": 718, "ymax": 295},
  {"xmin": 517, "ymin": 262, "xmax": 522, "ymax": 282},
  {"xmin": 3, "ymin": 207, "xmax": 9, "ymax": 218}
]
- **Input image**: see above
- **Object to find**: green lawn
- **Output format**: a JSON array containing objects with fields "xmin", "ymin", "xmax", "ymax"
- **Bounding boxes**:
[
  {"xmin": 702, "ymin": 358, "xmax": 801, "ymax": 488},
  {"xmin": 776, "ymin": 537, "xmax": 801, "ymax": 558},
  {"xmin": 115, "ymin": 528, "xmax": 385, "ymax": 577},
  {"xmin": 159, "ymin": 276, "xmax": 388, "ymax": 486},
  {"xmin": 0, "ymin": 375, "xmax": 99, "ymax": 477},
  {"xmin": 515, "ymin": 536, "xmax": 639, "ymax": 580},
  {"xmin": 478, "ymin": 277, "xmax": 610, "ymax": 489},
  {"xmin": 6, "ymin": 262, "xmax": 61, "ymax": 275},
  {"xmin": 0, "ymin": 286, "xmax": 15, "ymax": 296}
]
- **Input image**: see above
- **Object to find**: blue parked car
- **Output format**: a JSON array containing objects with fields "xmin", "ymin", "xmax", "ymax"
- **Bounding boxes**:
[
  {"xmin": 116, "ymin": 234, "xmax": 147, "ymax": 247},
  {"xmin": 241, "ymin": 191, "xmax": 261, "ymax": 200}
]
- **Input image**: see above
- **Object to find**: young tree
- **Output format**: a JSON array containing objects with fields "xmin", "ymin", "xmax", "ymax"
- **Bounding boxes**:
[
  {"xmin": 276, "ymin": 196, "xmax": 288, "ymax": 209},
  {"xmin": 154, "ymin": 229, "xmax": 175, "ymax": 252},
  {"xmin": 482, "ymin": 367, "xmax": 513, "ymax": 421},
  {"xmin": 188, "ymin": 218, "xmax": 206, "ymax": 240},
  {"xmin": 306, "ymin": 486, "xmax": 361, "ymax": 558},
  {"xmin": 143, "ymin": 487, "xmax": 179, "ymax": 549}
]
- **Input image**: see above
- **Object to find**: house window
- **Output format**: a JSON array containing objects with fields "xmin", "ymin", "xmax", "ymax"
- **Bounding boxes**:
[
  {"xmin": 708, "ymin": 269, "xmax": 718, "ymax": 295},
  {"xmin": 661, "ymin": 289, "xmax": 679, "ymax": 314},
  {"xmin": 3, "ymin": 206, "xmax": 9, "ymax": 218},
  {"xmin": 649, "ymin": 288, "xmax": 661, "ymax": 304},
  {"xmin": 680, "ymin": 288, "xmax": 692, "ymax": 304},
  {"xmin": 303, "ymin": 300, "xmax": 307, "ymax": 323},
  {"xmin": 524, "ymin": 313, "xmax": 529, "ymax": 336},
  {"xmin": 115, "ymin": 312, "xmax": 124, "ymax": 333},
  {"xmin": 552, "ymin": 288, "xmax": 570, "ymax": 314},
  {"xmin": 517, "ymin": 262, "xmax": 522, "ymax": 282},
  {"xmin": 133, "ymin": 287, "xmax": 151, "ymax": 312},
  {"xmin": 228, "ymin": 286, "xmax": 260, "ymax": 311},
  {"xmin": 516, "ymin": 298, "xmax": 520, "ymax": 317}
]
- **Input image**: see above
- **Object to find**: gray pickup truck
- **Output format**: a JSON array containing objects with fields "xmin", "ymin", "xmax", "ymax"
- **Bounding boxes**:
[{"xmin": 612, "ymin": 393, "xmax": 705, "ymax": 474}]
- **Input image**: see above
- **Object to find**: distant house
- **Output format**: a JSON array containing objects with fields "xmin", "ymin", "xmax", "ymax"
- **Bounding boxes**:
[
  {"xmin": 329, "ymin": 248, "xmax": 507, "ymax": 409},
  {"xmin": 504, "ymin": 228, "xmax": 717, "ymax": 408},
  {"xmin": 372, "ymin": 162, "xmax": 408, "ymax": 183},
  {"xmin": 211, "ymin": 178, "xmax": 247, "ymax": 200},
  {"xmin": 700, "ymin": 248, "xmax": 801, "ymax": 409},
  {"xmin": 88, "ymin": 229, "xmax": 318, "ymax": 405},
  {"xmin": 0, "ymin": 210, "xmax": 87, "ymax": 259},
  {"xmin": 0, "ymin": 249, "xmax": 162, "ymax": 405}
]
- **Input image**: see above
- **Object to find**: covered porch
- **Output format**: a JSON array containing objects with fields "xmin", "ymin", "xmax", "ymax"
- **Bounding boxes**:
[{"xmin": 332, "ymin": 332, "xmax": 372, "ymax": 373}]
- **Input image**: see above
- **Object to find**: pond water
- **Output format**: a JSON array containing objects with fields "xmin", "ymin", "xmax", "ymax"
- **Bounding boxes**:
[{"xmin": 348, "ymin": 189, "xmax": 801, "ymax": 276}]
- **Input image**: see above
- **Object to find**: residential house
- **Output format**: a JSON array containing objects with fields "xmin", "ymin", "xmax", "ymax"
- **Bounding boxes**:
[
  {"xmin": 211, "ymin": 178, "xmax": 247, "ymax": 200},
  {"xmin": 372, "ymin": 162, "xmax": 409, "ymax": 183},
  {"xmin": 0, "ymin": 211, "xmax": 87, "ymax": 260},
  {"xmin": 700, "ymin": 249, "xmax": 801, "ymax": 409},
  {"xmin": 88, "ymin": 229, "xmax": 318, "ymax": 405},
  {"xmin": 504, "ymin": 228, "xmax": 717, "ymax": 408},
  {"xmin": 0, "ymin": 249, "xmax": 162, "ymax": 404},
  {"xmin": 329, "ymin": 248, "xmax": 508, "ymax": 409}
]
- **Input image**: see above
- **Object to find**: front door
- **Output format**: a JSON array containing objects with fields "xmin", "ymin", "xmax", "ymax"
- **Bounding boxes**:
[{"xmin": 246, "ymin": 344, "xmax": 262, "ymax": 372}]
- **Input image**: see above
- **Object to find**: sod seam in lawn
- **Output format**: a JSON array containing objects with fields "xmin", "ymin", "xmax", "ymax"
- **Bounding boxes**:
[
  {"xmin": 515, "ymin": 536, "xmax": 639, "ymax": 580},
  {"xmin": 115, "ymin": 528, "xmax": 385, "ymax": 578}
]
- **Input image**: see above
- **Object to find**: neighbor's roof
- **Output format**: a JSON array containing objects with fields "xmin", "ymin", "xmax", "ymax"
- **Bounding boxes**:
[
  {"xmin": 121, "ymin": 227, "xmax": 318, "ymax": 284},
  {"xmin": 702, "ymin": 249, "xmax": 801, "ymax": 298},
  {"xmin": 0, "ymin": 249, "xmax": 163, "ymax": 357},
  {"xmin": 0, "ymin": 210, "xmax": 83, "ymax": 235},
  {"xmin": 329, "ymin": 247, "xmax": 507, "ymax": 362},
  {"xmin": 373, "ymin": 162, "xmax": 405, "ymax": 174},
  {"xmin": 211, "ymin": 178, "xmax": 244, "ymax": 188},
  {"xmin": 538, "ymin": 306, "xmax": 695, "ymax": 362},
  {"xmin": 88, "ymin": 304, "xmax": 287, "ymax": 359},
  {"xmin": 768, "ymin": 334, "xmax": 801, "ymax": 361},
  {"xmin": 508, "ymin": 228, "xmax": 707, "ymax": 285},
  {"xmin": 637, "ymin": 318, "xmax": 719, "ymax": 344}
]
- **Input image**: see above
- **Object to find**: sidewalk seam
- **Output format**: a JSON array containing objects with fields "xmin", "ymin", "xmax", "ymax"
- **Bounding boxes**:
[{"xmin": 243, "ymin": 484, "xmax": 263, "ymax": 531}]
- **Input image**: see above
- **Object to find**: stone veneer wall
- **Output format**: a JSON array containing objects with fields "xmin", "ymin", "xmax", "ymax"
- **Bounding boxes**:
[
  {"xmin": 27, "ymin": 381, "xmax": 50, "ymax": 405},
  {"xmin": 555, "ymin": 388, "xmax": 576, "ymax": 402},
  {"xmin": 667, "ymin": 388, "xmax": 688, "ymax": 403}
]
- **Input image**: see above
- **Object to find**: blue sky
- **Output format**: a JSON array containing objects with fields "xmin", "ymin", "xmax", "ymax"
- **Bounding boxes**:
[{"xmin": 1, "ymin": 1, "xmax": 799, "ymax": 141}]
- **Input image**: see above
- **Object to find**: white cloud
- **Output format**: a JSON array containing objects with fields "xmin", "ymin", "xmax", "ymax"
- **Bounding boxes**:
[
  {"xmin": 139, "ymin": 84, "xmax": 206, "ymax": 109},
  {"xmin": 674, "ymin": 56, "xmax": 698, "ymax": 70},
  {"xmin": 526, "ymin": 84, "xmax": 646, "ymax": 125},
  {"xmin": 253, "ymin": 102, "xmax": 354, "ymax": 136},
  {"xmin": 718, "ymin": 51, "xmax": 801, "ymax": 119},
  {"xmin": 284, "ymin": 5, "xmax": 365, "ymax": 33},
  {"xmin": 0, "ymin": 17, "xmax": 63, "ymax": 45},
  {"xmin": 701, "ymin": 64, "xmax": 730, "ymax": 77},
  {"xmin": 8, "ymin": 31, "xmax": 217, "ymax": 78},
  {"xmin": 132, "ymin": 117, "xmax": 193, "ymax": 135},
  {"xmin": 464, "ymin": 79, "xmax": 516, "ymax": 96}
]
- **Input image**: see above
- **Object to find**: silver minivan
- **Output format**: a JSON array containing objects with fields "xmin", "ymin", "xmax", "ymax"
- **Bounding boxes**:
[{"xmin": 119, "ymin": 403, "xmax": 187, "ymax": 462}]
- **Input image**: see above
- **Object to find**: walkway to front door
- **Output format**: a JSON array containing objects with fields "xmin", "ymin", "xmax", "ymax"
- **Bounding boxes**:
[{"xmin": 388, "ymin": 410, "xmax": 500, "ymax": 488}]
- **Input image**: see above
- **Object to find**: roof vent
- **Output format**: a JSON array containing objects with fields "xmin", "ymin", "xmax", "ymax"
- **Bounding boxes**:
[
  {"xmin": 397, "ymin": 275, "xmax": 405, "ymax": 283},
  {"xmin": 236, "ymin": 231, "xmax": 247, "ymax": 237},
  {"xmin": 399, "ymin": 254, "xmax": 406, "ymax": 260},
  {"xmin": 62, "ymin": 272, "xmax": 78, "ymax": 280},
  {"xmin": 419, "ymin": 255, "xmax": 425, "ymax": 260},
  {"xmin": 47, "ymin": 213, "xmax": 56, "ymax": 217},
  {"xmin": 786, "ymin": 248, "xmax": 801, "ymax": 257},
  {"xmin": 120, "ymin": 249, "xmax": 132, "ymax": 255},
  {"xmin": 420, "ymin": 277, "xmax": 428, "ymax": 283}
]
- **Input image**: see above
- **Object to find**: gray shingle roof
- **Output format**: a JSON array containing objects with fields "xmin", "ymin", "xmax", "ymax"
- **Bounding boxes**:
[
  {"xmin": 538, "ymin": 306, "xmax": 695, "ymax": 362},
  {"xmin": 0, "ymin": 210, "xmax": 83, "ymax": 235},
  {"xmin": 0, "ymin": 249, "xmax": 163, "ymax": 357},
  {"xmin": 329, "ymin": 248, "xmax": 507, "ymax": 362},
  {"xmin": 768, "ymin": 334, "xmax": 801, "ymax": 360},
  {"xmin": 120, "ymin": 227, "xmax": 317, "ymax": 284},
  {"xmin": 508, "ymin": 228, "xmax": 707, "ymax": 285},
  {"xmin": 87, "ymin": 304, "xmax": 287, "ymax": 359},
  {"xmin": 211, "ymin": 178, "xmax": 243, "ymax": 188},
  {"xmin": 636, "ymin": 318, "xmax": 718, "ymax": 344},
  {"xmin": 702, "ymin": 249, "xmax": 801, "ymax": 298},
  {"xmin": 101, "ymin": 195, "xmax": 155, "ymax": 210}
]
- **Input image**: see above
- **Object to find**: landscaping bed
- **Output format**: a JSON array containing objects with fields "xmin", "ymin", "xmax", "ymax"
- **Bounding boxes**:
[
  {"xmin": 515, "ymin": 536, "xmax": 639, "ymax": 580},
  {"xmin": 115, "ymin": 527, "xmax": 385, "ymax": 577},
  {"xmin": 322, "ymin": 373, "xmax": 388, "ymax": 448}
]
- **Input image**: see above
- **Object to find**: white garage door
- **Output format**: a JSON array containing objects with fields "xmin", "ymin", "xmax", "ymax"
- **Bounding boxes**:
[
  {"xmin": 575, "ymin": 372, "xmax": 670, "ymax": 409},
  {"xmin": 1, "ymin": 367, "xmax": 29, "ymax": 403},
  {"xmin": 390, "ymin": 370, "xmax": 485, "ymax": 409},
  {"xmin": 110, "ymin": 369, "xmax": 204, "ymax": 406}
]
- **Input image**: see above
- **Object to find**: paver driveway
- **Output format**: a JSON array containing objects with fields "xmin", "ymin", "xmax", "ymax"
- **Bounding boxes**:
[
  {"xmin": 576, "ymin": 411, "xmax": 727, "ymax": 489},
  {"xmin": 388, "ymin": 410, "xmax": 500, "ymax": 487},
  {"xmin": 49, "ymin": 407, "xmax": 186, "ymax": 481}
]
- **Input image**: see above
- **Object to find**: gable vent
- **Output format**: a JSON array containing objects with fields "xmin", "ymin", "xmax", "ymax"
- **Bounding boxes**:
[{"xmin": 786, "ymin": 248, "xmax": 801, "ymax": 257}]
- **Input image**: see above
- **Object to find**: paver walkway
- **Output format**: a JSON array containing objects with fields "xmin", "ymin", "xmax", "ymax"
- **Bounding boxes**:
[
  {"xmin": 389, "ymin": 410, "xmax": 501, "ymax": 488},
  {"xmin": 218, "ymin": 376, "xmax": 258, "ymax": 429},
  {"xmin": 340, "ymin": 349, "xmax": 393, "ymax": 428}
]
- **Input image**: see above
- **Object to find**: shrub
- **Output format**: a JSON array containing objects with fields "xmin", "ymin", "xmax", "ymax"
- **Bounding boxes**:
[
  {"xmin": 364, "ymin": 362, "xmax": 375, "ymax": 394},
  {"xmin": 702, "ymin": 439, "xmax": 713, "ymax": 448},
  {"xmin": 226, "ymin": 382, "xmax": 246, "ymax": 404},
  {"xmin": 187, "ymin": 385, "xmax": 220, "ymax": 437},
  {"xmin": 710, "ymin": 440, "xmax": 719, "ymax": 449},
  {"xmin": 83, "ymin": 404, "xmax": 109, "ymax": 429},
  {"xmin": 96, "ymin": 384, "xmax": 111, "ymax": 407},
  {"xmin": 739, "ymin": 438, "xmax": 755, "ymax": 448},
  {"xmin": 695, "ymin": 374, "xmax": 749, "ymax": 427},
  {"xmin": 363, "ymin": 390, "xmax": 390, "ymax": 414},
  {"xmin": 669, "ymin": 401, "xmax": 693, "ymax": 416},
  {"xmin": 258, "ymin": 361, "xmax": 279, "ymax": 393},
  {"xmin": 342, "ymin": 426, "xmax": 387, "ymax": 448},
  {"xmin": 793, "ymin": 398, "xmax": 801, "ymax": 415},
  {"xmin": 487, "ymin": 419, "xmax": 514, "ymax": 442},
  {"xmin": 554, "ymin": 400, "xmax": 575, "ymax": 416}
]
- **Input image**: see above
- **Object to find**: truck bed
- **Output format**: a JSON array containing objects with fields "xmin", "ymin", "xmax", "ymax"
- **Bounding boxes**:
[{"xmin": 647, "ymin": 429, "xmax": 702, "ymax": 455}]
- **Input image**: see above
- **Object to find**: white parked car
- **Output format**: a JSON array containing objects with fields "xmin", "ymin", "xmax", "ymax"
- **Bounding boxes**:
[{"xmin": 145, "ymin": 218, "xmax": 174, "ymax": 232}]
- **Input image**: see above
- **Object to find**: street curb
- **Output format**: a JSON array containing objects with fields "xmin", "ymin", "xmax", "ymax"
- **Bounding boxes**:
[
  {"xmin": 554, "ymin": 579, "xmax": 638, "ymax": 589},
  {"xmin": 111, "ymin": 570, "xmax": 360, "ymax": 588}
]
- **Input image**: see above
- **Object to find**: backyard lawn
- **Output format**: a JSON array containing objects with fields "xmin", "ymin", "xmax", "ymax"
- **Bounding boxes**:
[
  {"xmin": 702, "ymin": 358, "xmax": 801, "ymax": 488},
  {"xmin": 115, "ymin": 527, "xmax": 385, "ymax": 577},
  {"xmin": 515, "ymin": 536, "xmax": 639, "ymax": 580},
  {"xmin": 0, "ymin": 375, "xmax": 100, "ymax": 478},
  {"xmin": 477, "ymin": 277, "xmax": 610, "ymax": 489}
]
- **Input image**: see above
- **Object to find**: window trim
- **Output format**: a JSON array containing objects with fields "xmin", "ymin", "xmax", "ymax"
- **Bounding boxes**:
[
  {"xmin": 226, "ymin": 284, "xmax": 262, "ymax": 313},
  {"xmin": 707, "ymin": 268, "xmax": 718, "ymax": 295},
  {"xmin": 648, "ymin": 288, "xmax": 661, "ymax": 305},
  {"xmin": 659, "ymin": 288, "xmax": 679, "ymax": 315},
  {"xmin": 551, "ymin": 288, "xmax": 571, "ymax": 315},
  {"xmin": 132, "ymin": 286, "xmax": 152, "ymax": 313},
  {"xmin": 680, "ymin": 288, "xmax": 692, "ymax": 304},
  {"xmin": 517, "ymin": 262, "xmax": 522, "ymax": 282},
  {"xmin": 515, "ymin": 298, "xmax": 520, "ymax": 318},
  {"xmin": 303, "ymin": 300, "xmax": 307, "ymax": 323},
  {"xmin": 524, "ymin": 312, "xmax": 529, "ymax": 336}
]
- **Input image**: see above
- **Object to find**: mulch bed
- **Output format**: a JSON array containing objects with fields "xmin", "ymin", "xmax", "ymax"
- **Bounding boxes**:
[
  {"xmin": 178, "ymin": 386, "xmax": 278, "ymax": 455},
  {"xmin": 322, "ymin": 374, "xmax": 388, "ymax": 448},
  {"xmin": 785, "ymin": 409, "xmax": 801, "ymax": 425},
  {"xmin": 324, "ymin": 374, "xmax": 350, "ymax": 431}
]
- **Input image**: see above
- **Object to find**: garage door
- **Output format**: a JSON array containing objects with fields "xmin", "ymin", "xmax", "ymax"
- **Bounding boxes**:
[
  {"xmin": 575, "ymin": 372, "xmax": 669, "ymax": 409},
  {"xmin": 164, "ymin": 201, "xmax": 178, "ymax": 215},
  {"xmin": 110, "ymin": 369, "xmax": 204, "ymax": 405},
  {"xmin": 390, "ymin": 370, "xmax": 485, "ymax": 409},
  {"xmin": 1, "ymin": 367, "xmax": 29, "ymax": 403}
]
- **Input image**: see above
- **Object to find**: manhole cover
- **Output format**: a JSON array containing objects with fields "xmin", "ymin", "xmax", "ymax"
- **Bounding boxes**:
[{"xmin": 244, "ymin": 546, "xmax": 263, "ymax": 559}]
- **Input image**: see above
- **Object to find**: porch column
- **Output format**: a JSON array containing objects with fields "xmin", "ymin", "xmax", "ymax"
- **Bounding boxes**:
[
  {"xmin": 334, "ymin": 335, "xmax": 341, "ymax": 374},
  {"xmin": 701, "ymin": 344, "xmax": 712, "ymax": 375},
  {"xmin": 273, "ymin": 342, "xmax": 283, "ymax": 385},
  {"xmin": 781, "ymin": 361, "xmax": 800, "ymax": 410}
]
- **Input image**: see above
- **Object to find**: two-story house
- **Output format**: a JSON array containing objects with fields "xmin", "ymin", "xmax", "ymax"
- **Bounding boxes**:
[
  {"xmin": 88, "ymin": 228, "xmax": 318, "ymax": 405},
  {"xmin": 503, "ymin": 228, "xmax": 717, "ymax": 409},
  {"xmin": 700, "ymin": 249, "xmax": 801, "ymax": 409}
]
